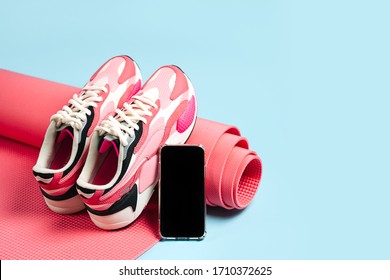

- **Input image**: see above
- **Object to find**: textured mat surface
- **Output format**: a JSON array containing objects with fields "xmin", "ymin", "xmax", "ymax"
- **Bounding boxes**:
[
  {"xmin": 0, "ymin": 69, "xmax": 261, "ymax": 259},
  {"xmin": 0, "ymin": 136, "xmax": 160, "ymax": 259}
]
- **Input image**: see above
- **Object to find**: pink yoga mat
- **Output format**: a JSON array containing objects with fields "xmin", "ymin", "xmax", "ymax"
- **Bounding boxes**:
[{"xmin": 0, "ymin": 69, "xmax": 262, "ymax": 259}]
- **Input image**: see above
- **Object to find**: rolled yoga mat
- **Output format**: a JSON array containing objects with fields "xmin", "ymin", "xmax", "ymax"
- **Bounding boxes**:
[{"xmin": 0, "ymin": 69, "xmax": 262, "ymax": 259}]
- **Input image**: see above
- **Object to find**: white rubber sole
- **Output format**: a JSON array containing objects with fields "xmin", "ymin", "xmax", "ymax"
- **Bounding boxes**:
[
  {"xmin": 43, "ymin": 194, "xmax": 85, "ymax": 214},
  {"xmin": 88, "ymin": 183, "xmax": 156, "ymax": 230}
]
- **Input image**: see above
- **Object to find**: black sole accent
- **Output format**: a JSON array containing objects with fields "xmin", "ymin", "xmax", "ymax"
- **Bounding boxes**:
[
  {"xmin": 40, "ymin": 185, "xmax": 78, "ymax": 201},
  {"xmin": 76, "ymin": 183, "xmax": 95, "ymax": 195},
  {"xmin": 32, "ymin": 170, "xmax": 53, "ymax": 179},
  {"xmin": 87, "ymin": 184, "xmax": 138, "ymax": 216}
]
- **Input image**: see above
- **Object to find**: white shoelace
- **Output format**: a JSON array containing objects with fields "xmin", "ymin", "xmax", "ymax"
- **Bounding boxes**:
[
  {"xmin": 51, "ymin": 85, "xmax": 107, "ymax": 130},
  {"xmin": 96, "ymin": 95, "xmax": 158, "ymax": 146}
]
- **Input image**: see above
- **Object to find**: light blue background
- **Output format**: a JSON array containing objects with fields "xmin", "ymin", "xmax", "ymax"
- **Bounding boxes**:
[{"xmin": 1, "ymin": 0, "xmax": 389, "ymax": 259}]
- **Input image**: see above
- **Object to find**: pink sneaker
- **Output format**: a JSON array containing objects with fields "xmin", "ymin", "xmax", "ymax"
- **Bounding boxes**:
[
  {"xmin": 32, "ymin": 56, "xmax": 142, "ymax": 214},
  {"xmin": 76, "ymin": 65, "xmax": 197, "ymax": 230}
]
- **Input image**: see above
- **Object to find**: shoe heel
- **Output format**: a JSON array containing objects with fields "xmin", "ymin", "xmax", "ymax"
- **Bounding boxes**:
[
  {"xmin": 43, "ymin": 195, "xmax": 85, "ymax": 214},
  {"xmin": 87, "ymin": 184, "xmax": 155, "ymax": 230}
]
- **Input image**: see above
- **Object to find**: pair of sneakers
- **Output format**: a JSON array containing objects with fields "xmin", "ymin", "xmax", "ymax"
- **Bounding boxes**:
[{"xmin": 32, "ymin": 55, "xmax": 197, "ymax": 230}]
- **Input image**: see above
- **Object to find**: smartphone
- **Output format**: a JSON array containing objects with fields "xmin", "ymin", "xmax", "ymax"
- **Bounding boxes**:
[{"xmin": 159, "ymin": 145, "xmax": 206, "ymax": 240}]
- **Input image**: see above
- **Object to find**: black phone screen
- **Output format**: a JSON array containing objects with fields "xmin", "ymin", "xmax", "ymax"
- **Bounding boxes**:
[{"xmin": 159, "ymin": 145, "xmax": 205, "ymax": 239}]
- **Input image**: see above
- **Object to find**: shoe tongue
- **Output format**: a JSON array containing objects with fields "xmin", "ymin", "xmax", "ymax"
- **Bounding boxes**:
[
  {"xmin": 56, "ymin": 126, "xmax": 74, "ymax": 143},
  {"xmin": 98, "ymin": 134, "xmax": 120, "ymax": 156}
]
